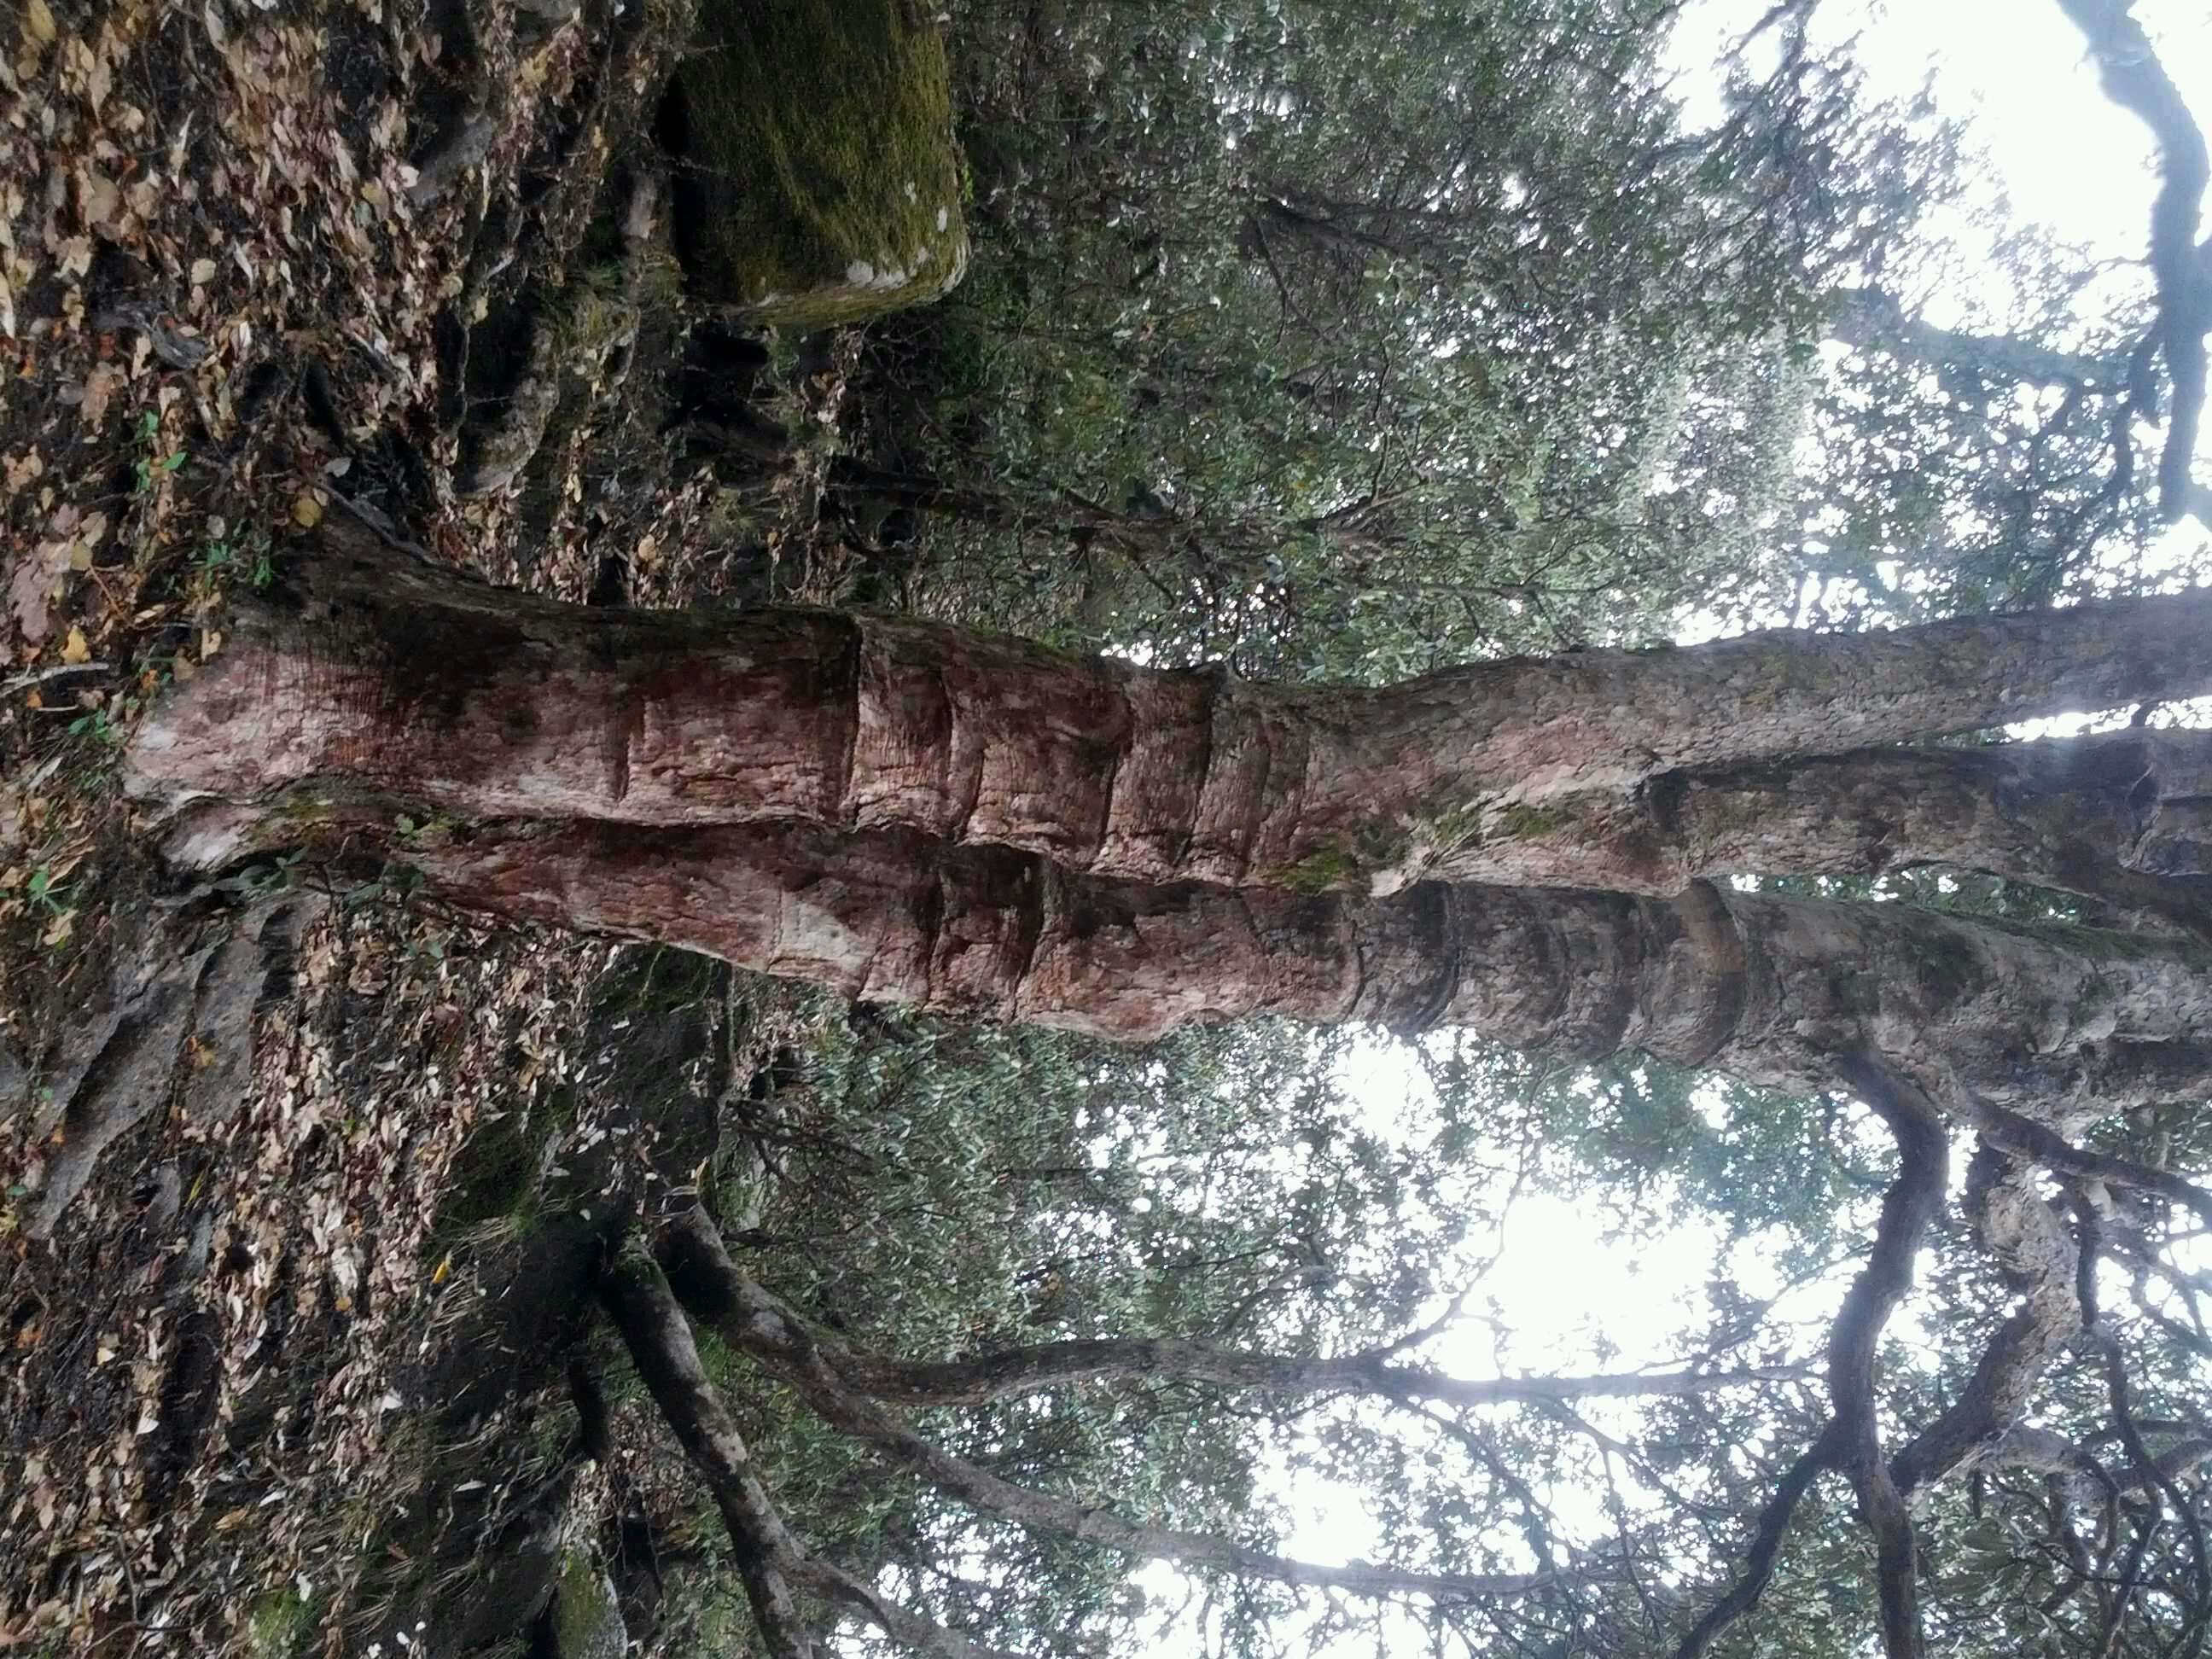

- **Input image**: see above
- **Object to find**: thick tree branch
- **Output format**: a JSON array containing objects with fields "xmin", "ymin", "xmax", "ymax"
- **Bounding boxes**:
[
  {"xmin": 1654, "ymin": 731, "xmax": 2212, "ymax": 933},
  {"xmin": 1827, "ymin": 286, "xmax": 2123, "ymax": 387},
  {"xmin": 2094, "ymin": 1327, "xmax": 2212, "ymax": 1653},
  {"xmin": 813, "ymin": 1323, "xmax": 1807, "ymax": 1412},
  {"xmin": 2057, "ymin": 0, "xmax": 2212, "ymax": 527},
  {"xmin": 1677, "ymin": 1057, "xmax": 1944, "ymax": 1659},
  {"xmin": 1890, "ymin": 1155, "xmax": 2086, "ymax": 1498},
  {"xmin": 658, "ymin": 1209, "xmax": 1562, "ymax": 1609},
  {"xmin": 1952, "ymin": 1090, "xmax": 2212, "ymax": 1230},
  {"xmin": 599, "ymin": 1245, "xmax": 1021, "ymax": 1659},
  {"xmin": 597, "ymin": 1244, "xmax": 821, "ymax": 1659},
  {"xmin": 1981, "ymin": 1422, "xmax": 2212, "ymax": 1509},
  {"xmin": 1825, "ymin": 1058, "xmax": 1947, "ymax": 1659},
  {"xmin": 782, "ymin": 1559, "xmax": 1026, "ymax": 1659},
  {"xmin": 1670, "ymin": 1447, "xmax": 1830, "ymax": 1659}
]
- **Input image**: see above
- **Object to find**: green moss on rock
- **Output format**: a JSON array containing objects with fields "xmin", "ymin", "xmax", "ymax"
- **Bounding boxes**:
[
  {"xmin": 551, "ymin": 1555, "xmax": 626, "ymax": 1659},
  {"xmin": 670, "ymin": 0, "xmax": 969, "ymax": 327}
]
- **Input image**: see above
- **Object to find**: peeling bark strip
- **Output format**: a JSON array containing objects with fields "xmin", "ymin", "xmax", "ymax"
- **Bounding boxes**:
[
  {"xmin": 127, "ymin": 524, "xmax": 2212, "ymax": 894},
  {"xmin": 366, "ymin": 818, "xmax": 2212, "ymax": 1110}
]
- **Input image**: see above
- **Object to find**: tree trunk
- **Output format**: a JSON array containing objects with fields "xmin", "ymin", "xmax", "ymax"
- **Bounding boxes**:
[
  {"xmin": 149, "ymin": 803, "xmax": 2212, "ymax": 1126},
  {"xmin": 127, "ymin": 523, "xmax": 2212, "ymax": 896}
]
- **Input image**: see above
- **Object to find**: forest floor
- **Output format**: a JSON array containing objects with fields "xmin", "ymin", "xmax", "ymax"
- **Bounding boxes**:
[{"xmin": 0, "ymin": 0, "xmax": 841, "ymax": 1650}]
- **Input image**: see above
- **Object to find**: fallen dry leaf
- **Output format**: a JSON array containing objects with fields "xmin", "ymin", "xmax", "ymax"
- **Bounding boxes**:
[
  {"xmin": 61, "ymin": 626, "xmax": 91, "ymax": 664},
  {"xmin": 8, "ymin": 555, "xmax": 55, "ymax": 643}
]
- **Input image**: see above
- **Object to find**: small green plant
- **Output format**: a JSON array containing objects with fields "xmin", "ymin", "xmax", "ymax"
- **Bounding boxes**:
[
  {"xmin": 340, "ymin": 859, "xmax": 430, "ymax": 912},
  {"xmin": 25, "ymin": 865, "xmax": 68, "ymax": 914},
  {"xmin": 195, "ymin": 530, "xmax": 275, "ymax": 587},
  {"xmin": 393, "ymin": 811, "xmax": 457, "ymax": 848},
  {"xmin": 135, "ymin": 448, "xmax": 187, "ymax": 493},
  {"xmin": 23, "ymin": 865, "xmax": 78, "ymax": 949},
  {"xmin": 211, "ymin": 849, "xmax": 307, "ymax": 900},
  {"xmin": 67, "ymin": 706, "xmax": 122, "ymax": 747},
  {"xmin": 244, "ymin": 1585, "xmax": 318, "ymax": 1659}
]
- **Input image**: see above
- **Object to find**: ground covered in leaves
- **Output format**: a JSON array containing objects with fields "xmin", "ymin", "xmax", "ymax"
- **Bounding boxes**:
[{"xmin": 0, "ymin": 0, "xmax": 857, "ymax": 1649}]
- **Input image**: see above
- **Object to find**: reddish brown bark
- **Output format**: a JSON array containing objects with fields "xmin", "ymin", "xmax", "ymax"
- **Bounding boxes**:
[
  {"xmin": 148, "ymin": 803, "xmax": 2212, "ymax": 1118},
  {"xmin": 127, "ymin": 524, "xmax": 2212, "ymax": 896}
]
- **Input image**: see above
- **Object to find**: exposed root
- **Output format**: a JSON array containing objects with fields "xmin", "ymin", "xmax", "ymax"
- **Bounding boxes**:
[{"xmin": 26, "ymin": 894, "xmax": 324, "ymax": 1240}]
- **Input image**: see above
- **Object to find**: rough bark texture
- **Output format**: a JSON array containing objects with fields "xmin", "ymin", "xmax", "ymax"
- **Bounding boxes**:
[
  {"xmin": 126, "ymin": 526, "xmax": 2212, "ymax": 895},
  {"xmin": 247, "ymin": 817, "xmax": 2212, "ymax": 1122},
  {"xmin": 1656, "ymin": 735, "xmax": 2212, "ymax": 917}
]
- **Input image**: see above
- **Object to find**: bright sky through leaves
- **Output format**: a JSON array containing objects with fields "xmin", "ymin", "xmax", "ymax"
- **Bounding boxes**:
[{"xmin": 1181, "ymin": 6, "xmax": 2212, "ymax": 1648}]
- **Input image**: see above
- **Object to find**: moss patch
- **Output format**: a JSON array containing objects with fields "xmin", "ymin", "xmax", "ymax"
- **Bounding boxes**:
[
  {"xmin": 1493, "ymin": 800, "xmax": 1575, "ymax": 839},
  {"xmin": 244, "ymin": 1586, "xmax": 318, "ymax": 1659},
  {"xmin": 1257, "ymin": 841, "xmax": 1362, "ymax": 895},
  {"xmin": 668, "ymin": 0, "xmax": 969, "ymax": 327},
  {"xmin": 551, "ymin": 1553, "xmax": 622, "ymax": 1658}
]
